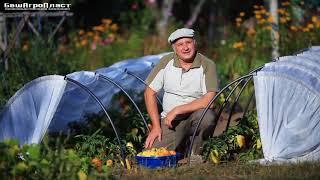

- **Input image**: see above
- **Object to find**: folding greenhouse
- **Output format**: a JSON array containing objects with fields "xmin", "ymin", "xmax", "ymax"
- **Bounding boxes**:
[
  {"xmin": 0, "ymin": 53, "xmax": 166, "ymax": 145},
  {"xmin": 253, "ymin": 46, "xmax": 320, "ymax": 163},
  {"xmin": 0, "ymin": 47, "xmax": 320, "ymax": 164}
]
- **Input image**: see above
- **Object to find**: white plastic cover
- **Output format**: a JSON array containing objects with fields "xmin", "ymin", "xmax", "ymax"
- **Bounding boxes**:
[
  {"xmin": 253, "ymin": 47, "xmax": 320, "ymax": 164},
  {"xmin": 0, "ymin": 75, "xmax": 67, "ymax": 144},
  {"xmin": 49, "ymin": 53, "xmax": 165, "ymax": 132},
  {"xmin": 0, "ymin": 53, "xmax": 166, "ymax": 144}
]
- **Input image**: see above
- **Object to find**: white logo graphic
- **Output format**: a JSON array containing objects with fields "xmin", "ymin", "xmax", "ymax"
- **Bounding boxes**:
[{"xmin": 4, "ymin": 3, "xmax": 71, "ymax": 11}]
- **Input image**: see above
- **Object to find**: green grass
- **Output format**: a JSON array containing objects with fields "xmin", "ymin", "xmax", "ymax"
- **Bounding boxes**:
[{"xmin": 111, "ymin": 161, "xmax": 320, "ymax": 179}]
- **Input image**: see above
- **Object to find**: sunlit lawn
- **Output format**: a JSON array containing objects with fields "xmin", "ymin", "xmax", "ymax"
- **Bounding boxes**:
[{"xmin": 107, "ymin": 161, "xmax": 320, "ymax": 179}]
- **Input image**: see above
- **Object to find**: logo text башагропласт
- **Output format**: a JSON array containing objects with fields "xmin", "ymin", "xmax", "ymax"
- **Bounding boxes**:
[{"xmin": 4, "ymin": 3, "xmax": 71, "ymax": 11}]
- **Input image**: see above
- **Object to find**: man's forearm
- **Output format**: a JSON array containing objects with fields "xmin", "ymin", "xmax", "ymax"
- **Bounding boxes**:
[
  {"xmin": 144, "ymin": 88, "xmax": 161, "ymax": 129},
  {"xmin": 174, "ymin": 92, "xmax": 216, "ymax": 115}
]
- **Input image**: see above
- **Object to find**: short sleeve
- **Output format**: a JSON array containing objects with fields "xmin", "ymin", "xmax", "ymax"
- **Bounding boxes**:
[
  {"xmin": 145, "ymin": 53, "xmax": 173, "ymax": 92},
  {"xmin": 202, "ymin": 58, "xmax": 219, "ymax": 92},
  {"xmin": 145, "ymin": 67, "xmax": 164, "ymax": 92}
]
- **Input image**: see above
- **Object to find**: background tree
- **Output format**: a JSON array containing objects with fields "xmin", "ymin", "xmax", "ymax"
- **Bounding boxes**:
[{"xmin": 269, "ymin": 0, "xmax": 280, "ymax": 59}]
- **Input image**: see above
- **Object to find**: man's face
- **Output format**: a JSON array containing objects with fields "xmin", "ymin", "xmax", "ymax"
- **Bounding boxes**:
[{"xmin": 173, "ymin": 37, "xmax": 196, "ymax": 62}]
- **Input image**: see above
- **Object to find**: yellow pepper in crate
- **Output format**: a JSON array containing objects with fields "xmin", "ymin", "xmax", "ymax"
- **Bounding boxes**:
[{"xmin": 137, "ymin": 147, "xmax": 176, "ymax": 157}]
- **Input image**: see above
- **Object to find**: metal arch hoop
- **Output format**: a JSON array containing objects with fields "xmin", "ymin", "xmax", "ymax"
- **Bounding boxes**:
[
  {"xmin": 210, "ymin": 79, "xmax": 245, "ymax": 137},
  {"xmin": 187, "ymin": 65, "xmax": 264, "ymax": 165},
  {"xmin": 240, "ymin": 91, "xmax": 255, "ymax": 122},
  {"xmin": 235, "ymin": 64, "xmax": 265, "ymax": 122},
  {"xmin": 64, "ymin": 76, "xmax": 126, "ymax": 168},
  {"xmin": 96, "ymin": 73, "xmax": 150, "ymax": 133},
  {"xmin": 222, "ymin": 65, "xmax": 264, "ymax": 128},
  {"xmin": 201, "ymin": 76, "xmax": 253, "ymax": 161},
  {"xmin": 224, "ymin": 76, "xmax": 253, "ymax": 133},
  {"xmin": 187, "ymin": 74, "xmax": 253, "ymax": 164},
  {"xmin": 236, "ymin": 65, "xmax": 265, "ymax": 122},
  {"xmin": 124, "ymin": 69, "xmax": 163, "ymax": 107},
  {"xmin": 205, "ymin": 65, "xmax": 265, "ymax": 130}
]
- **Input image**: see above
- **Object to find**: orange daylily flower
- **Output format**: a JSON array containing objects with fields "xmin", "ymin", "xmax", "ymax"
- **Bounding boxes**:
[
  {"xmin": 312, "ymin": 16, "xmax": 318, "ymax": 23},
  {"xmin": 290, "ymin": 26, "xmax": 297, "ymax": 31},
  {"xmin": 110, "ymin": 24, "xmax": 119, "ymax": 31},
  {"xmin": 102, "ymin": 18, "xmax": 112, "ymax": 25},
  {"xmin": 78, "ymin": 29, "xmax": 85, "ymax": 36}
]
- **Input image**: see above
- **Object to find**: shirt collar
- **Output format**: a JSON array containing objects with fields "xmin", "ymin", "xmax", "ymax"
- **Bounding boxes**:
[{"xmin": 173, "ymin": 52, "xmax": 201, "ymax": 69}]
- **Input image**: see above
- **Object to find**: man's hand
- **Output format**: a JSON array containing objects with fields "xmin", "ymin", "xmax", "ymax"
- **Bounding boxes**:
[
  {"xmin": 164, "ymin": 108, "xmax": 178, "ymax": 128},
  {"xmin": 144, "ymin": 127, "xmax": 162, "ymax": 148}
]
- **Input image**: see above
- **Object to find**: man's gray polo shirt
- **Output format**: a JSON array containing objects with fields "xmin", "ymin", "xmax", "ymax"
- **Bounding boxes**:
[{"xmin": 146, "ymin": 52, "xmax": 219, "ymax": 118}]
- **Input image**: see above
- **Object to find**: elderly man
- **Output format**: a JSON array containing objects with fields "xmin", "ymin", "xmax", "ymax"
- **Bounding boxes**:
[{"xmin": 144, "ymin": 28, "xmax": 219, "ymax": 158}]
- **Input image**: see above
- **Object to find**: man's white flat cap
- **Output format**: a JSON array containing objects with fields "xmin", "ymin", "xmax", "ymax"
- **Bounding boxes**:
[{"xmin": 168, "ymin": 28, "xmax": 195, "ymax": 44}]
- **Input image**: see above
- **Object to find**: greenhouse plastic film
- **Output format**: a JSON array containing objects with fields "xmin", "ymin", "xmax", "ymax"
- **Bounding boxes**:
[{"xmin": 253, "ymin": 51, "xmax": 320, "ymax": 163}]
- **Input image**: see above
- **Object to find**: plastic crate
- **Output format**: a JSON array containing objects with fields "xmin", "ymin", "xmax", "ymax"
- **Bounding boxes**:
[{"xmin": 135, "ymin": 153, "xmax": 182, "ymax": 169}]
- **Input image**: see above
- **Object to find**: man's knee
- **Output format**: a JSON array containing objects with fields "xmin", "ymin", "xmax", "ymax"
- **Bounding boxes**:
[{"xmin": 192, "ymin": 108, "xmax": 216, "ymax": 126}]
